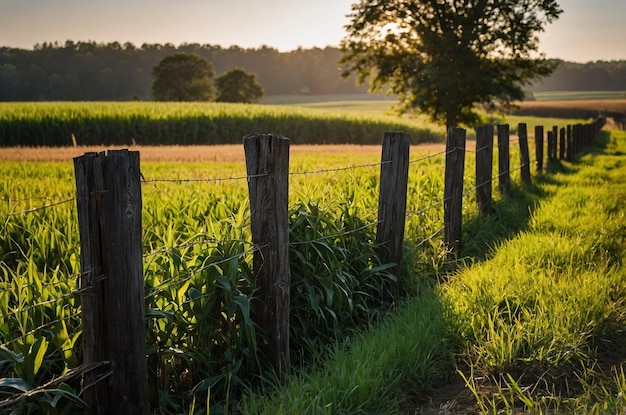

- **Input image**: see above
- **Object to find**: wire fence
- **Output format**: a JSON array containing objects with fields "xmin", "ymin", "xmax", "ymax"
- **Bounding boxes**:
[{"xmin": 1, "ymin": 118, "xmax": 604, "ymax": 411}]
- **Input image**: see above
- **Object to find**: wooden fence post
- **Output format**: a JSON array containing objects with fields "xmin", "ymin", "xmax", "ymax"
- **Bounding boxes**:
[
  {"xmin": 376, "ymin": 132, "xmax": 410, "ymax": 297},
  {"xmin": 497, "ymin": 124, "xmax": 511, "ymax": 195},
  {"xmin": 566, "ymin": 125, "xmax": 573, "ymax": 161},
  {"xmin": 244, "ymin": 133, "xmax": 291, "ymax": 377},
  {"xmin": 548, "ymin": 131, "xmax": 556, "ymax": 162},
  {"xmin": 444, "ymin": 127, "xmax": 466, "ymax": 255},
  {"xmin": 552, "ymin": 126, "xmax": 559, "ymax": 160},
  {"xmin": 518, "ymin": 123, "xmax": 532, "ymax": 184},
  {"xmin": 535, "ymin": 125, "xmax": 544, "ymax": 174},
  {"xmin": 74, "ymin": 150, "xmax": 148, "ymax": 415},
  {"xmin": 475, "ymin": 125, "xmax": 494, "ymax": 214},
  {"xmin": 559, "ymin": 127, "xmax": 566, "ymax": 160}
]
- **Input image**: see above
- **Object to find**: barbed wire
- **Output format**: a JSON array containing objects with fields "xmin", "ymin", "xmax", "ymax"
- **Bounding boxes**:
[
  {"xmin": 0, "ymin": 287, "xmax": 85, "ymax": 321},
  {"xmin": 0, "ymin": 197, "xmax": 76, "ymax": 218},
  {"xmin": 0, "ymin": 361, "xmax": 110, "ymax": 409},
  {"xmin": 408, "ymin": 149, "xmax": 447, "ymax": 165},
  {"xmin": 141, "ymin": 173, "xmax": 267, "ymax": 184},
  {"xmin": 146, "ymin": 244, "xmax": 261, "ymax": 296},
  {"xmin": 290, "ymin": 160, "xmax": 389, "ymax": 176},
  {"xmin": 2, "ymin": 195, "xmax": 58, "ymax": 203},
  {"xmin": 406, "ymin": 198, "xmax": 445, "ymax": 219},
  {"xmin": 413, "ymin": 226, "xmax": 445, "ymax": 249},
  {"xmin": 144, "ymin": 237, "xmax": 221, "ymax": 259},
  {"xmin": 1, "ymin": 311, "xmax": 82, "ymax": 348},
  {"xmin": 289, "ymin": 220, "xmax": 380, "ymax": 246}
]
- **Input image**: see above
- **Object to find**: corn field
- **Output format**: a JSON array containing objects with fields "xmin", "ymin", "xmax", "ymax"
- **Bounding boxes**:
[
  {"xmin": 0, "ymin": 146, "xmax": 454, "ymax": 413},
  {"xmin": 0, "ymin": 102, "xmax": 445, "ymax": 147}
]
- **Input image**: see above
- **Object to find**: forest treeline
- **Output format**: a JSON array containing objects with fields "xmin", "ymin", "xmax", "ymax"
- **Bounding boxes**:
[{"xmin": 0, "ymin": 41, "xmax": 625, "ymax": 102}]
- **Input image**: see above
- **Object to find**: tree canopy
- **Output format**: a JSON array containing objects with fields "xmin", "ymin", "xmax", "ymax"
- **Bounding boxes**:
[
  {"xmin": 340, "ymin": 0, "xmax": 563, "ymax": 128},
  {"xmin": 216, "ymin": 68, "xmax": 264, "ymax": 103},
  {"xmin": 151, "ymin": 53, "xmax": 216, "ymax": 101}
]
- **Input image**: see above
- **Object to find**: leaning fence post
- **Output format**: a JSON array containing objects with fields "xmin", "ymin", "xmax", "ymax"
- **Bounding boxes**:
[
  {"xmin": 244, "ymin": 133, "xmax": 290, "ymax": 377},
  {"xmin": 74, "ymin": 150, "xmax": 148, "ymax": 415},
  {"xmin": 475, "ymin": 125, "xmax": 494, "ymax": 214},
  {"xmin": 497, "ymin": 124, "xmax": 511, "ymax": 195},
  {"xmin": 444, "ymin": 127, "xmax": 466, "ymax": 255},
  {"xmin": 518, "ymin": 123, "xmax": 532, "ymax": 184},
  {"xmin": 376, "ymin": 131, "xmax": 410, "ymax": 297}
]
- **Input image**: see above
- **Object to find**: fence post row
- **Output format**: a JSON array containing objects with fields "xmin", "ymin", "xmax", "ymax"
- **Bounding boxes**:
[
  {"xmin": 376, "ymin": 132, "xmax": 410, "ymax": 297},
  {"xmin": 444, "ymin": 127, "xmax": 466, "ymax": 255},
  {"xmin": 497, "ymin": 124, "xmax": 511, "ymax": 195},
  {"xmin": 243, "ymin": 133, "xmax": 291, "ymax": 378},
  {"xmin": 73, "ymin": 150, "xmax": 148, "ymax": 415},
  {"xmin": 475, "ymin": 125, "xmax": 494, "ymax": 214},
  {"xmin": 66, "ymin": 116, "xmax": 604, "ymax": 409}
]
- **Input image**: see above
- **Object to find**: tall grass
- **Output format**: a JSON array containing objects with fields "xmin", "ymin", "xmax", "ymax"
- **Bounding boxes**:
[{"xmin": 444, "ymin": 130, "xmax": 626, "ymax": 413}]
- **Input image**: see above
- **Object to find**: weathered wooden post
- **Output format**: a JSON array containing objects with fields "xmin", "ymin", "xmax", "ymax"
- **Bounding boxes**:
[
  {"xmin": 497, "ymin": 124, "xmax": 511, "ymax": 195},
  {"xmin": 244, "ymin": 133, "xmax": 291, "ymax": 377},
  {"xmin": 552, "ymin": 126, "xmax": 558, "ymax": 160},
  {"xmin": 573, "ymin": 124, "xmax": 581, "ymax": 155},
  {"xmin": 444, "ymin": 127, "xmax": 466, "ymax": 255},
  {"xmin": 566, "ymin": 125, "xmax": 573, "ymax": 161},
  {"xmin": 475, "ymin": 125, "xmax": 494, "ymax": 214},
  {"xmin": 559, "ymin": 127, "xmax": 566, "ymax": 160},
  {"xmin": 547, "ymin": 130, "xmax": 556, "ymax": 161},
  {"xmin": 376, "ymin": 131, "xmax": 410, "ymax": 297},
  {"xmin": 74, "ymin": 150, "xmax": 148, "ymax": 415},
  {"xmin": 535, "ymin": 125, "xmax": 544, "ymax": 174},
  {"xmin": 518, "ymin": 123, "xmax": 531, "ymax": 184}
]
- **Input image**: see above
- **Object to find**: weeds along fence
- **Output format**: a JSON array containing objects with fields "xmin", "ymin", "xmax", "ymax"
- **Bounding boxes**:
[{"xmin": 0, "ymin": 117, "xmax": 605, "ymax": 414}]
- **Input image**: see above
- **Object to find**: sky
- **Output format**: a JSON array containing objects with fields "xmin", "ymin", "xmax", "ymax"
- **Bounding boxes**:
[{"xmin": 0, "ymin": 0, "xmax": 624, "ymax": 63}]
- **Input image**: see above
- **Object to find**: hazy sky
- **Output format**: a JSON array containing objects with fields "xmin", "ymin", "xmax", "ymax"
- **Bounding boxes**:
[{"xmin": 0, "ymin": 0, "xmax": 624, "ymax": 63}]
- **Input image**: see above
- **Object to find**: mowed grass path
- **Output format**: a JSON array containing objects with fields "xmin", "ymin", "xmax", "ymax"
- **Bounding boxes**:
[{"xmin": 239, "ymin": 130, "xmax": 626, "ymax": 414}]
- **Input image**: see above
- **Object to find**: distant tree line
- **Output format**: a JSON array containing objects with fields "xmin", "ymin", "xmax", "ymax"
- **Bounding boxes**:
[
  {"xmin": 0, "ymin": 41, "xmax": 624, "ymax": 101},
  {"xmin": 530, "ymin": 60, "xmax": 626, "ymax": 92}
]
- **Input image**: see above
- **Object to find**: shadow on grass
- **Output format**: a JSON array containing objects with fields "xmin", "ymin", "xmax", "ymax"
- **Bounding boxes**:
[{"xmin": 458, "ymin": 130, "xmax": 612, "ymax": 263}]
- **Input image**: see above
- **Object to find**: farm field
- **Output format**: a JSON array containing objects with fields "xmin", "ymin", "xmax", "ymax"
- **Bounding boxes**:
[
  {"xmin": 1, "ymin": 138, "xmax": 456, "ymax": 413},
  {"xmin": 0, "ymin": 97, "xmax": 622, "ymax": 413}
]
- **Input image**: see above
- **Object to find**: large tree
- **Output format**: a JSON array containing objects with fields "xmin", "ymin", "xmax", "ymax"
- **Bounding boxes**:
[
  {"xmin": 151, "ymin": 53, "xmax": 215, "ymax": 101},
  {"xmin": 216, "ymin": 68, "xmax": 264, "ymax": 103},
  {"xmin": 340, "ymin": 0, "xmax": 562, "ymax": 128}
]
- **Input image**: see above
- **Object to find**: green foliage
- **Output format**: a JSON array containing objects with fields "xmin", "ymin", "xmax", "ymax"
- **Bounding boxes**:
[
  {"xmin": 340, "ymin": 0, "xmax": 563, "ymax": 127},
  {"xmin": 216, "ymin": 68, "xmax": 264, "ymax": 104},
  {"xmin": 152, "ymin": 53, "xmax": 216, "ymax": 101},
  {"xmin": 289, "ymin": 200, "xmax": 395, "ymax": 355}
]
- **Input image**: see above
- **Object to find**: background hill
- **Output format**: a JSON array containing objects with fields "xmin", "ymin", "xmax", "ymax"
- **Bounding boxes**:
[{"xmin": 0, "ymin": 41, "xmax": 625, "ymax": 102}]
